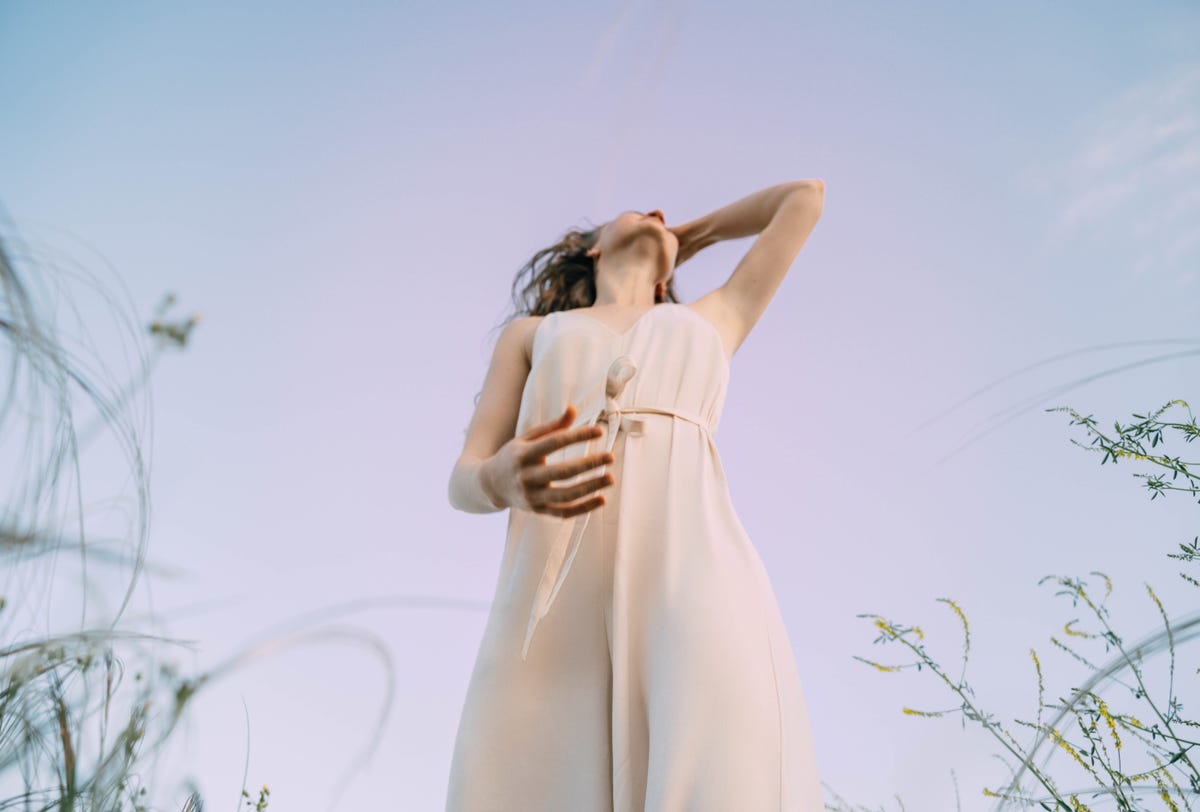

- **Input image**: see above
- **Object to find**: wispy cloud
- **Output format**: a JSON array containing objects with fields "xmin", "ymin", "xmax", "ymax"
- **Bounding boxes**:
[
  {"xmin": 575, "ymin": 0, "xmax": 689, "ymax": 218},
  {"xmin": 1018, "ymin": 63, "xmax": 1200, "ymax": 287}
]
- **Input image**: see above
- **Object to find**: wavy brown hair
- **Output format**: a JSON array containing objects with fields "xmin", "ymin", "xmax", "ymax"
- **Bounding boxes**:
[{"xmin": 501, "ymin": 220, "xmax": 681, "ymax": 327}]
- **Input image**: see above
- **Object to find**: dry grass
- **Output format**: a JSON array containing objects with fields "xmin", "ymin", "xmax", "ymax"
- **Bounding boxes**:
[{"xmin": 829, "ymin": 399, "xmax": 1199, "ymax": 811}]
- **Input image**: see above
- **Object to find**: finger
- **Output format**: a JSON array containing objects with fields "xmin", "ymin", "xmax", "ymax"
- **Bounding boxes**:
[
  {"xmin": 530, "ymin": 472, "xmax": 614, "ymax": 506},
  {"xmin": 536, "ymin": 493, "xmax": 606, "ymax": 519},
  {"xmin": 521, "ymin": 423, "xmax": 605, "ymax": 465},
  {"xmin": 522, "ymin": 404, "xmax": 577, "ymax": 441},
  {"xmin": 523, "ymin": 452, "xmax": 615, "ymax": 488}
]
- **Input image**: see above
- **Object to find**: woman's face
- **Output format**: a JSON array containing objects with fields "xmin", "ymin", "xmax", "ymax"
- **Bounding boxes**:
[{"xmin": 588, "ymin": 209, "xmax": 679, "ymax": 285}]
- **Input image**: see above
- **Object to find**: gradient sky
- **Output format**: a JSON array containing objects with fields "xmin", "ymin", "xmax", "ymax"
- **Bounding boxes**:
[{"xmin": 2, "ymin": 1, "xmax": 1199, "ymax": 809}]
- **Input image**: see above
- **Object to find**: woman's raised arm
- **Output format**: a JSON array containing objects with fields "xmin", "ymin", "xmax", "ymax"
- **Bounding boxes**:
[{"xmin": 670, "ymin": 179, "xmax": 825, "ymax": 356}]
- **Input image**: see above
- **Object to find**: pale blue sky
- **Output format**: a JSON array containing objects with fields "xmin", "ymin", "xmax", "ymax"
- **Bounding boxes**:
[{"xmin": 1, "ymin": 1, "xmax": 1198, "ymax": 809}]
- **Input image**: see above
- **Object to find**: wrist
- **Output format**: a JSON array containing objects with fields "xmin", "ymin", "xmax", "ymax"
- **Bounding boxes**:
[
  {"xmin": 478, "ymin": 458, "xmax": 505, "ymax": 510},
  {"xmin": 672, "ymin": 219, "xmax": 716, "ymax": 267}
]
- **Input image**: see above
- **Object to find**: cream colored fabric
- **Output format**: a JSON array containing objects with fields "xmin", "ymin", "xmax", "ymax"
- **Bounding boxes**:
[{"xmin": 446, "ymin": 304, "xmax": 824, "ymax": 811}]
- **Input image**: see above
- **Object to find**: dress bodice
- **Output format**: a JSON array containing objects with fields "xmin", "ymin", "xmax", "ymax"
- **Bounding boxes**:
[{"xmin": 515, "ymin": 303, "xmax": 730, "ymax": 442}]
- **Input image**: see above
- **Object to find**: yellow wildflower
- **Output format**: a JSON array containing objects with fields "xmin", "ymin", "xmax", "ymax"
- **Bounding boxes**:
[
  {"xmin": 1047, "ymin": 726, "xmax": 1090, "ymax": 772},
  {"xmin": 1095, "ymin": 697, "xmax": 1120, "ymax": 750},
  {"xmin": 1063, "ymin": 619, "xmax": 1095, "ymax": 639}
]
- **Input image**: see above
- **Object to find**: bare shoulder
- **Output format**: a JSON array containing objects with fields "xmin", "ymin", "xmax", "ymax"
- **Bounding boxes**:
[
  {"xmin": 682, "ymin": 289, "xmax": 743, "ymax": 361},
  {"xmin": 500, "ymin": 313, "xmax": 546, "ymax": 367}
]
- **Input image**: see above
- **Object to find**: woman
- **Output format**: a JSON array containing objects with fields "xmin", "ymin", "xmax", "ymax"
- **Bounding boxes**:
[{"xmin": 446, "ymin": 179, "xmax": 826, "ymax": 811}]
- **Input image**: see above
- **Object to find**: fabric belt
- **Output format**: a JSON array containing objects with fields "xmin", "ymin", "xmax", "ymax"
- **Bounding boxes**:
[{"xmin": 520, "ymin": 354, "xmax": 715, "ymax": 661}]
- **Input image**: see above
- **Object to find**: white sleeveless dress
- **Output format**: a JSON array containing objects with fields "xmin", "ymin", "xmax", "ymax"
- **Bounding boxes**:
[{"xmin": 446, "ymin": 303, "xmax": 824, "ymax": 811}]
